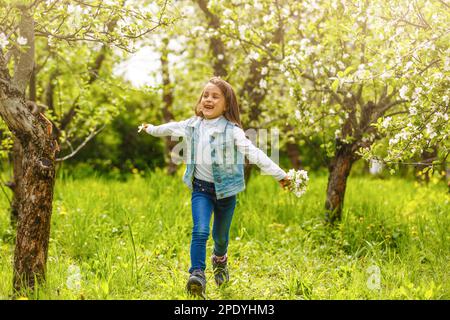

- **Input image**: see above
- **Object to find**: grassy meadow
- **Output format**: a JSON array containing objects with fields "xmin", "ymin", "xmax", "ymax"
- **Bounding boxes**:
[{"xmin": 0, "ymin": 169, "xmax": 448, "ymax": 299}]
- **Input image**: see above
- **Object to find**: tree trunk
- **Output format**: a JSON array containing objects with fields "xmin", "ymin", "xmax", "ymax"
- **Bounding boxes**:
[
  {"xmin": 446, "ymin": 167, "xmax": 450, "ymax": 193},
  {"xmin": 13, "ymin": 140, "xmax": 55, "ymax": 292},
  {"xmin": 160, "ymin": 37, "xmax": 177, "ymax": 175},
  {"xmin": 325, "ymin": 144, "xmax": 355, "ymax": 224},
  {"xmin": 195, "ymin": 0, "xmax": 228, "ymax": 77},
  {"xmin": 9, "ymin": 139, "xmax": 23, "ymax": 227},
  {"xmin": 415, "ymin": 146, "xmax": 438, "ymax": 183},
  {"xmin": 9, "ymin": 65, "xmax": 37, "ymax": 227},
  {"xmin": 286, "ymin": 141, "xmax": 301, "ymax": 170},
  {"xmin": 244, "ymin": 161, "xmax": 252, "ymax": 186}
]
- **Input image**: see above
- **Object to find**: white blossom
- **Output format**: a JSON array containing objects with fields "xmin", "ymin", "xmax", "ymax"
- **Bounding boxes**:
[
  {"xmin": 0, "ymin": 33, "xmax": 9, "ymax": 48},
  {"xmin": 289, "ymin": 87, "xmax": 295, "ymax": 97},
  {"xmin": 381, "ymin": 116, "xmax": 391, "ymax": 129},
  {"xmin": 426, "ymin": 123, "xmax": 436, "ymax": 138},
  {"xmin": 286, "ymin": 169, "xmax": 309, "ymax": 198},
  {"xmin": 412, "ymin": 87, "xmax": 423, "ymax": 100},
  {"xmin": 238, "ymin": 25, "xmax": 247, "ymax": 38},
  {"xmin": 223, "ymin": 9, "xmax": 232, "ymax": 17},
  {"xmin": 389, "ymin": 137, "xmax": 399, "ymax": 145},
  {"xmin": 261, "ymin": 67, "xmax": 268, "ymax": 75},
  {"xmin": 17, "ymin": 36, "xmax": 27, "ymax": 46},
  {"xmin": 47, "ymin": 35, "xmax": 55, "ymax": 47},
  {"xmin": 369, "ymin": 159, "xmax": 383, "ymax": 175},
  {"xmin": 334, "ymin": 129, "xmax": 341, "ymax": 138},
  {"xmin": 67, "ymin": 4, "xmax": 82, "ymax": 14},
  {"xmin": 192, "ymin": 26, "xmax": 205, "ymax": 34},
  {"xmin": 399, "ymin": 85, "xmax": 409, "ymax": 100},
  {"xmin": 408, "ymin": 107, "xmax": 417, "ymax": 115},
  {"xmin": 254, "ymin": 1, "xmax": 263, "ymax": 10},
  {"xmin": 403, "ymin": 61, "xmax": 413, "ymax": 72},
  {"xmin": 248, "ymin": 51, "xmax": 260, "ymax": 61},
  {"xmin": 259, "ymin": 79, "xmax": 267, "ymax": 89}
]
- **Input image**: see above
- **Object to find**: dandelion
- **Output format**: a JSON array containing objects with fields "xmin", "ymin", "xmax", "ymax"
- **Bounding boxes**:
[
  {"xmin": 66, "ymin": 264, "xmax": 82, "ymax": 292},
  {"xmin": 286, "ymin": 169, "xmax": 309, "ymax": 198}
]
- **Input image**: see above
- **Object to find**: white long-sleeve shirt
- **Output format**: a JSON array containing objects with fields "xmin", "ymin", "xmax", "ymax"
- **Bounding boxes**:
[{"xmin": 145, "ymin": 116, "xmax": 287, "ymax": 182}]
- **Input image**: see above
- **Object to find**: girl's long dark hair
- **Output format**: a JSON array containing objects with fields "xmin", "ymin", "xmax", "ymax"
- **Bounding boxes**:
[{"xmin": 195, "ymin": 77, "xmax": 243, "ymax": 129}]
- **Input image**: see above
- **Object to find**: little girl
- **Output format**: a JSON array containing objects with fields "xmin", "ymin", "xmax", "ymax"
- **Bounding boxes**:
[{"xmin": 141, "ymin": 77, "xmax": 290, "ymax": 297}]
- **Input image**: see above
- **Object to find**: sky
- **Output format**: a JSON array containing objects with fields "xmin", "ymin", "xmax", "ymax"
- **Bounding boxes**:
[{"xmin": 113, "ymin": 46, "xmax": 162, "ymax": 88}]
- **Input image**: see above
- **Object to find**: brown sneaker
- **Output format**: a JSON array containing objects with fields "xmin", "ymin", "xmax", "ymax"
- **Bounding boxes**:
[
  {"xmin": 211, "ymin": 255, "xmax": 229, "ymax": 286},
  {"xmin": 186, "ymin": 269, "xmax": 206, "ymax": 298}
]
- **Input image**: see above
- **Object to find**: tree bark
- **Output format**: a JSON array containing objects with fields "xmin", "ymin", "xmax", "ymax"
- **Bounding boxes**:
[
  {"xmin": 0, "ymin": 8, "xmax": 57, "ymax": 292},
  {"xmin": 0, "ymin": 94, "xmax": 57, "ymax": 292},
  {"xmin": 195, "ymin": 0, "xmax": 228, "ymax": 77},
  {"xmin": 325, "ymin": 143, "xmax": 355, "ymax": 224},
  {"xmin": 9, "ymin": 139, "xmax": 23, "ymax": 227},
  {"xmin": 13, "ymin": 139, "xmax": 55, "ymax": 291},
  {"xmin": 286, "ymin": 141, "xmax": 301, "ymax": 170},
  {"xmin": 9, "ymin": 64, "xmax": 38, "ymax": 227},
  {"xmin": 160, "ymin": 37, "xmax": 178, "ymax": 175}
]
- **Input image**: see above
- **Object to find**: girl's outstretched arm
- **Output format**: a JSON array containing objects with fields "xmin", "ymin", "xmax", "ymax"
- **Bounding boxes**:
[
  {"xmin": 143, "ymin": 118, "xmax": 191, "ymax": 137},
  {"xmin": 233, "ymin": 127, "xmax": 288, "ymax": 181}
]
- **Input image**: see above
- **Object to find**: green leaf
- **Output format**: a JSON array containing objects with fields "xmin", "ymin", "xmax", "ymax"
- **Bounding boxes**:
[
  {"xmin": 331, "ymin": 79, "xmax": 339, "ymax": 93},
  {"xmin": 343, "ymin": 66, "xmax": 354, "ymax": 76}
]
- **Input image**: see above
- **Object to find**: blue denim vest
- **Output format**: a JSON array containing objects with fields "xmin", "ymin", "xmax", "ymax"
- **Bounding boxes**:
[{"xmin": 182, "ymin": 116, "xmax": 245, "ymax": 199}]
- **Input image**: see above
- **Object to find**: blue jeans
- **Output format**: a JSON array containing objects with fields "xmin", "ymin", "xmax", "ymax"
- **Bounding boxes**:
[{"xmin": 189, "ymin": 178, "xmax": 236, "ymax": 273}]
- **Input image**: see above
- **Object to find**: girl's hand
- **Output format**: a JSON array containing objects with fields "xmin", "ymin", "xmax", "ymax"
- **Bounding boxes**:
[
  {"xmin": 279, "ymin": 176, "xmax": 291, "ymax": 189},
  {"xmin": 138, "ymin": 123, "xmax": 150, "ymax": 133}
]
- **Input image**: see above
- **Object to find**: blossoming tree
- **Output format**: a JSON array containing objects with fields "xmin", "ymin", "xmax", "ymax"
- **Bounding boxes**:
[
  {"xmin": 280, "ymin": 0, "xmax": 448, "ymax": 222},
  {"xmin": 0, "ymin": 0, "xmax": 170, "ymax": 291}
]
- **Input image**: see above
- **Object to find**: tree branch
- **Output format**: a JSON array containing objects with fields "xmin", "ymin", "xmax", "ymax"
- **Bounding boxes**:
[
  {"xmin": 56, "ymin": 125, "xmax": 105, "ymax": 162},
  {"xmin": 11, "ymin": 7, "xmax": 35, "ymax": 94}
]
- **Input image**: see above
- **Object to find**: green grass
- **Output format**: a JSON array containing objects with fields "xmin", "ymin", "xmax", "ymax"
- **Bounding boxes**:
[{"xmin": 0, "ymin": 169, "xmax": 449, "ymax": 299}]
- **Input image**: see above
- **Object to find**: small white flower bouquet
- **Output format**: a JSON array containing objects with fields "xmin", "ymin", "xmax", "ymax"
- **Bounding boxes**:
[{"xmin": 286, "ymin": 169, "xmax": 309, "ymax": 197}]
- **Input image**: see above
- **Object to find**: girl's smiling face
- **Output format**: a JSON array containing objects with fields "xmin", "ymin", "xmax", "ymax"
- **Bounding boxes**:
[{"xmin": 200, "ymin": 83, "xmax": 226, "ymax": 119}]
